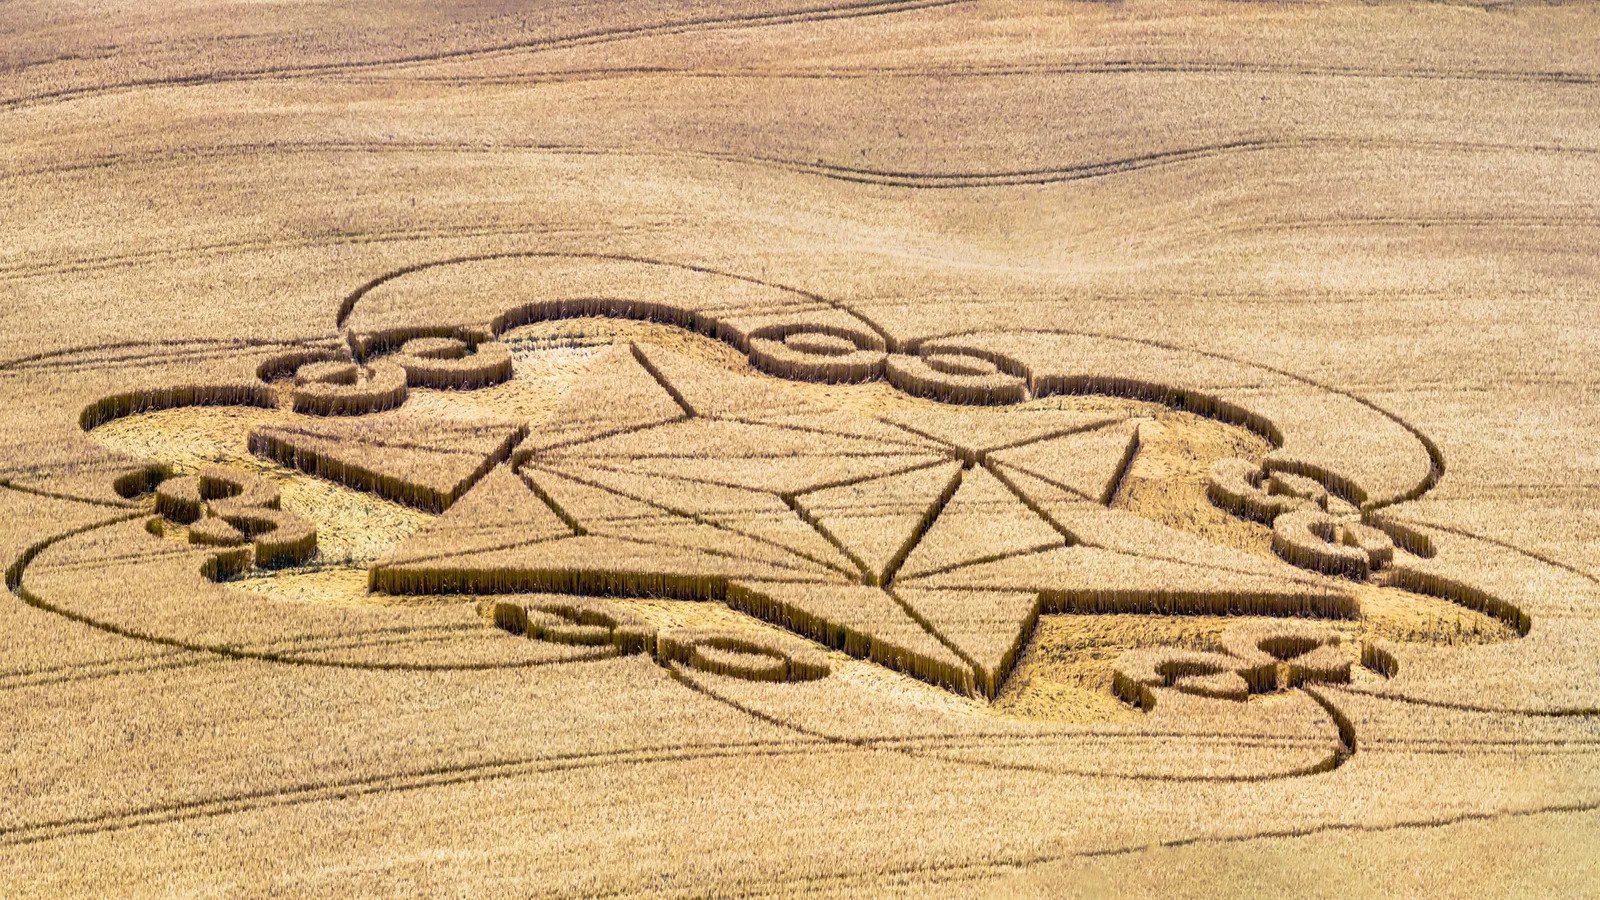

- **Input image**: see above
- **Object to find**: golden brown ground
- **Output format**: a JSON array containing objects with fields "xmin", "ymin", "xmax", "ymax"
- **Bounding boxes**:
[
  {"xmin": 96, "ymin": 327, "xmax": 1514, "ymax": 727},
  {"xmin": 4, "ymin": 1, "xmax": 1598, "ymax": 895}
]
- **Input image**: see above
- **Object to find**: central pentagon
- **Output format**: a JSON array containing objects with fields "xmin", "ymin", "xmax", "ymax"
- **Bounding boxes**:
[{"xmin": 358, "ymin": 340, "xmax": 1340, "ymax": 696}]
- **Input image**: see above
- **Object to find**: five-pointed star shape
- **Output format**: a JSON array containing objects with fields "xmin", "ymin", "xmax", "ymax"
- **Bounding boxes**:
[{"xmin": 254, "ymin": 342, "xmax": 1345, "ymax": 696}]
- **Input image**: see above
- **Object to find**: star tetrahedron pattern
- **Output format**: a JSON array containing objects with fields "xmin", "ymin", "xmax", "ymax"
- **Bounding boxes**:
[{"xmin": 257, "ymin": 342, "xmax": 1345, "ymax": 697}]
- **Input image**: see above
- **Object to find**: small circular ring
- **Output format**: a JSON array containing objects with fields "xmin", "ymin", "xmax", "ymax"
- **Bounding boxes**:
[
  {"xmin": 747, "ymin": 324, "xmax": 887, "ymax": 384},
  {"xmin": 386, "ymin": 337, "xmax": 513, "ymax": 390},
  {"xmin": 290, "ymin": 359, "xmax": 408, "ymax": 416},
  {"xmin": 884, "ymin": 344, "xmax": 1027, "ymax": 405}
]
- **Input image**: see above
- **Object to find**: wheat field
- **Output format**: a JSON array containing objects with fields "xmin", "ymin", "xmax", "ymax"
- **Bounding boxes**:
[{"xmin": 2, "ymin": 1, "xmax": 1598, "ymax": 896}]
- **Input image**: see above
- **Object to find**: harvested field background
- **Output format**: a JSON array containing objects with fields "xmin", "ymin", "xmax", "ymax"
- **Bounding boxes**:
[{"xmin": 2, "ymin": 1, "xmax": 1599, "ymax": 895}]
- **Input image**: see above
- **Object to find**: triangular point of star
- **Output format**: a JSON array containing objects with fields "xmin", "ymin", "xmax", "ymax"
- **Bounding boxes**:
[
  {"xmin": 895, "ymin": 587, "xmax": 1042, "ymax": 698},
  {"xmin": 249, "ymin": 414, "xmax": 524, "ymax": 513},
  {"xmin": 728, "ymin": 581, "xmax": 975, "ymax": 693},
  {"xmin": 376, "ymin": 466, "xmax": 575, "ymax": 568}
]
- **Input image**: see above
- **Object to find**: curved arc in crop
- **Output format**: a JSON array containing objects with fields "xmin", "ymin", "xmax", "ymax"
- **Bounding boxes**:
[
  {"xmin": 333, "ymin": 253, "xmax": 1440, "ymax": 512},
  {"xmin": 7, "ymin": 515, "xmax": 618, "ymax": 673},
  {"xmin": 906, "ymin": 325, "xmax": 1446, "ymax": 512},
  {"xmin": 333, "ymin": 250, "xmax": 895, "ymax": 347}
]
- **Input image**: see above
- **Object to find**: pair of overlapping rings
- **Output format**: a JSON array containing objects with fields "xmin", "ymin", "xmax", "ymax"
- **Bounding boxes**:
[
  {"xmin": 282, "ymin": 335, "xmax": 514, "ymax": 416},
  {"xmin": 746, "ymin": 323, "xmax": 1029, "ymax": 405}
]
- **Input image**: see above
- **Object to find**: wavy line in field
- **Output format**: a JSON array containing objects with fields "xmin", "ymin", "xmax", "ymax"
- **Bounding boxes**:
[
  {"xmin": 0, "ymin": 0, "xmax": 963, "ymax": 112},
  {"xmin": 0, "ymin": 621, "xmax": 572, "ymax": 692},
  {"xmin": 0, "ymin": 623, "xmax": 471, "ymax": 689},
  {"xmin": 1367, "ymin": 736, "xmax": 1600, "ymax": 749},
  {"xmin": 5, "ymin": 137, "xmax": 1592, "ymax": 287},
  {"xmin": 0, "ymin": 655, "xmax": 205, "ymax": 692},
  {"xmin": 0, "ymin": 480, "xmax": 138, "ymax": 509},
  {"xmin": 700, "ymin": 802, "xmax": 1600, "ymax": 898},
  {"xmin": 3, "ymin": 346, "xmax": 310, "ymax": 380},
  {"xmin": 343, "ymin": 59, "xmax": 1600, "ymax": 89},
  {"xmin": 11, "ymin": 135, "xmax": 1598, "ymax": 189},
  {"xmin": 0, "ymin": 337, "xmax": 321, "ymax": 374},
  {"xmin": 1433, "ymin": 483, "xmax": 1600, "ymax": 499},
  {"xmin": 1, "ymin": 653, "xmax": 1573, "ymax": 849},
  {"xmin": 873, "ymin": 289, "xmax": 1569, "ymax": 312},
  {"xmin": 1222, "ymin": 215, "xmax": 1600, "ymax": 234},
  {"xmin": 0, "ymin": 222, "xmax": 651, "ymax": 285},
  {"xmin": 882, "ymin": 732, "xmax": 1600, "ymax": 752},
  {"xmin": 0, "ymin": 739, "xmax": 837, "ymax": 847},
  {"xmin": 4, "ymin": 47, "xmax": 127, "ymax": 77},
  {"xmin": 0, "ymin": 646, "xmax": 183, "ymax": 681}
]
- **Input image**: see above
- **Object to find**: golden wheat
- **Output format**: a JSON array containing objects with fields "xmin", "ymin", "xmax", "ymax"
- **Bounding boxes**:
[
  {"xmin": 290, "ymin": 361, "xmax": 410, "ymax": 417},
  {"xmin": 386, "ymin": 337, "xmax": 514, "ymax": 390},
  {"xmin": 3, "ymin": 1, "xmax": 1596, "ymax": 894}
]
